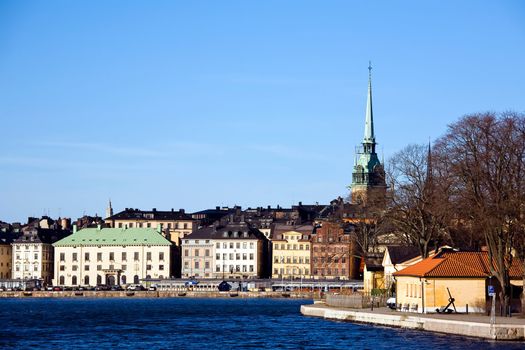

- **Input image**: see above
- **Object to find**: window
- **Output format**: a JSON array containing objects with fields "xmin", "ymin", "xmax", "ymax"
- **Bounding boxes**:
[
  {"xmin": 72, "ymin": 265, "xmax": 78, "ymax": 271},
  {"xmin": 229, "ymin": 243, "xmax": 234, "ymax": 249},
  {"xmin": 97, "ymin": 265, "xmax": 102, "ymax": 271},
  {"xmin": 159, "ymin": 265, "xmax": 164, "ymax": 271},
  {"xmin": 216, "ymin": 265, "xmax": 220, "ymax": 272},
  {"xmin": 236, "ymin": 253, "xmax": 240, "ymax": 260},
  {"xmin": 274, "ymin": 257, "xmax": 279, "ymax": 263},
  {"xmin": 249, "ymin": 243, "xmax": 254, "ymax": 249},
  {"xmin": 134, "ymin": 252, "xmax": 139, "ymax": 261},
  {"xmin": 60, "ymin": 253, "xmax": 65, "ymax": 262},
  {"xmin": 34, "ymin": 253, "xmax": 38, "ymax": 259},
  {"xmin": 195, "ymin": 250, "xmax": 200, "ymax": 257},
  {"xmin": 236, "ymin": 243, "xmax": 240, "ymax": 249},
  {"xmin": 85, "ymin": 265, "xmax": 89, "ymax": 271},
  {"xmin": 109, "ymin": 252, "xmax": 114, "ymax": 261},
  {"xmin": 85, "ymin": 252, "xmax": 90, "ymax": 261},
  {"xmin": 59, "ymin": 276, "xmax": 65, "ymax": 285},
  {"xmin": 223, "ymin": 243, "xmax": 227, "ymax": 249},
  {"xmin": 243, "ymin": 242, "xmax": 247, "ymax": 249},
  {"xmin": 60, "ymin": 265, "xmax": 65, "ymax": 271},
  {"xmin": 205, "ymin": 261, "xmax": 210, "ymax": 269},
  {"xmin": 121, "ymin": 275, "xmax": 127, "ymax": 284},
  {"xmin": 242, "ymin": 253, "xmax": 247, "ymax": 260},
  {"xmin": 194, "ymin": 261, "xmax": 199, "ymax": 269},
  {"xmin": 146, "ymin": 264, "xmax": 152, "ymax": 270},
  {"xmin": 183, "ymin": 223, "xmax": 188, "ymax": 229},
  {"xmin": 184, "ymin": 250, "xmax": 189, "ymax": 257},
  {"xmin": 205, "ymin": 249, "xmax": 210, "ymax": 257},
  {"xmin": 72, "ymin": 276, "xmax": 77, "ymax": 285},
  {"xmin": 146, "ymin": 252, "xmax": 152, "ymax": 261},
  {"xmin": 249, "ymin": 265, "xmax": 254, "ymax": 272},
  {"xmin": 33, "ymin": 265, "xmax": 38, "ymax": 271},
  {"xmin": 249, "ymin": 253, "xmax": 254, "ymax": 260},
  {"xmin": 122, "ymin": 265, "xmax": 127, "ymax": 271},
  {"xmin": 122, "ymin": 252, "xmax": 127, "ymax": 261},
  {"xmin": 97, "ymin": 253, "xmax": 102, "ymax": 262},
  {"xmin": 97, "ymin": 275, "xmax": 102, "ymax": 285},
  {"xmin": 129, "ymin": 223, "xmax": 133, "ymax": 228},
  {"xmin": 159, "ymin": 252, "xmax": 164, "ymax": 261},
  {"xmin": 84, "ymin": 276, "xmax": 89, "ymax": 285},
  {"xmin": 118, "ymin": 223, "xmax": 123, "ymax": 228},
  {"xmin": 223, "ymin": 253, "xmax": 227, "ymax": 260},
  {"xmin": 216, "ymin": 243, "xmax": 220, "ymax": 249},
  {"xmin": 216, "ymin": 253, "xmax": 220, "ymax": 260},
  {"xmin": 229, "ymin": 253, "xmax": 234, "ymax": 260}
]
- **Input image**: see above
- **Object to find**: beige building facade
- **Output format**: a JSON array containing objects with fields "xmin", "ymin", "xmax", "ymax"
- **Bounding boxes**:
[
  {"xmin": 53, "ymin": 226, "xmax": 172, "ymax": 286},
  {"xmin": 271, "ymin": 224, "xmax": 312, "ymax": 279},
  {"xmin": 106, "ymin": 208, "xmax": 196, "ymax": 245},
  {"xmin": 0, "ymin": 243, "xmax": 12, "ymax": 279}
]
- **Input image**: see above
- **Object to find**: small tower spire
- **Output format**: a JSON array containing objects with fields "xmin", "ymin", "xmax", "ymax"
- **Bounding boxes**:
[
  {"xmin": 363, "ymin": 61, "xmax": 375, "ymax": 152},
  {"xmin": 105, "ymin": 199, "xmax": 113, "ymax": 219}
]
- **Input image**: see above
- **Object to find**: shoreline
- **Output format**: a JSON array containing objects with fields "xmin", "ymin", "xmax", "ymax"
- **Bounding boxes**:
[
  {"xmin": 300, "ymin": 303, "xmax": 525, "ymax": 341},
  {"xmin": 0, "ymin": 290, "xmax": 314, "ymax": 299}
]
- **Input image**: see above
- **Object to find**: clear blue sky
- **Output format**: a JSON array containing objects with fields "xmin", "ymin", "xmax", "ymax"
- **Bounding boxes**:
[{"xmin": 1, "ymin": 1, "xmax": 524, "ymax": 223}]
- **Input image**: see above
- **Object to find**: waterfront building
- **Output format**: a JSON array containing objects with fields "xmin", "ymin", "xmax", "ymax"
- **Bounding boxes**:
[
  {"xmin": 53, "ymin": 225, "xmax": 172, "ymax": 286},
  {"xmin": 271, "ymin": 223, "xmax": 313, "ymax": 279},
  {"xmin": 362, "ymin": 252, "xmax": 385, "ymax": 294},
  {"xmin": 0, "ymin": 239, "xmax": 12, "ymax": 279},
  {"xmin": 11, "ymin": 218, "xmax": 70, "ymax": 285},
  {"xmin": 105, "ymin": 208, "xmax": 196, "ymax": 245},
  {"xmin": 381, "ymin": 246, "xmax": 422, "ymax": 291},
  {"xmin": 393, "ymin": 251, "xmax": 523, "ymax": 313},
  {"xmin": 310, "ymin": 221, "xmax": 360, "ymax": 280},
  {"xmin": 180, "ymin": 227, "xmax": 215, "ymax": 278},
  {"xmin": 213, "ymin": 221, "xmax": 269, "ymax": 279},
  {"xmin": 350, "ymin": 63, "xmax": 387, "ymax": 205}
]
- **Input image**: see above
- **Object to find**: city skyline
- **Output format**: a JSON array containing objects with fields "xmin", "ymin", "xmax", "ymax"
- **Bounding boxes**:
[{"xmin": 1, "ymin": 1, "xmax": 525, "ymax": 222}]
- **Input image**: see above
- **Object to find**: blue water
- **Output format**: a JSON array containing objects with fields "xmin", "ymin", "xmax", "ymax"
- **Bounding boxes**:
[{"xmin": 0, "ymin": 298, "xmax": 522, "ymax": 349}]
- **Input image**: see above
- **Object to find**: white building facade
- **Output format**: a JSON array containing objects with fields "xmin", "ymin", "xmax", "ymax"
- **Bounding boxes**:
[{"xmin": 53, "ymin": 226, "xmax": 172, "ymax": 286}]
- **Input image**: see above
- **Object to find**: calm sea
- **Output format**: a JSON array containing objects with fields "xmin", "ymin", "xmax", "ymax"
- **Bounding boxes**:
[{"xmin": 0, "ymin": 298, "xmax": 521, "ymax": 349}]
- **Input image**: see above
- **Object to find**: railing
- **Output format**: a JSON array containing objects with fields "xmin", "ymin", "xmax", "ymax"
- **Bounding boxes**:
[{"xmin": 326, "ymin": 292, "xmax": 389, "ymax": 309}]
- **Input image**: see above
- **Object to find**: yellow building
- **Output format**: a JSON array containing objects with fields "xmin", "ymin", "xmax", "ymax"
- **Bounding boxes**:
[
  {"xmin": 271, "ymin": 224, "xmax": 313, "ymax": 279},
  {"xmin": 106, "ymin": 208, "xmax": 196, "ymax": 245},
  {"xmin": 363, "ymin": 253, "xmax": 385, "ymax": 294},
  {"xmin": 0, "ymin": 242, "xmax": 12, "ymax": 279},
  {"xmin": 393, "ymin": 251, "xmax": 523, "ymax": 313}
]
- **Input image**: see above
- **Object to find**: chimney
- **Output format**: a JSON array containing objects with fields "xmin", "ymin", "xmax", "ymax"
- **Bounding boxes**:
[
  {"xmin": 298, "ymin": 201, "xmax": 302, "ymax": 206},
  {"xmin": 171, "ymin": 208, "xmax": 174, "ymax": 212},
  {"xmin": 179, "ymin": 209, "xmax": 185, "ymax": 214},
  {"xmin": 216, "ymin": 206, "xmax": 220, "ymax": 210},
  {"xmin": 73, "ymin": 224, "xmax": 77, "ymax": 234},
  {"xmin": 152, "ymin": 208, "xmax": 157, "ymax": 212}
]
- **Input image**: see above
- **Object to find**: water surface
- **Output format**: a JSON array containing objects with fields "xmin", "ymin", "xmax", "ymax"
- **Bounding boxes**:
[{"xmin": 0, "ymin": 298, "xmax": 522, "ymax": 349}]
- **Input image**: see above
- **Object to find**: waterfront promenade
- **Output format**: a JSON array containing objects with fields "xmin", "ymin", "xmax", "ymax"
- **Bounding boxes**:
[
  {"xmin": 0, "ymin": 290, "xmax": 314, "ymax": 299},
  {"xmin": 301, "ymin": 303, "xmax": 525, "ymax": 341}
]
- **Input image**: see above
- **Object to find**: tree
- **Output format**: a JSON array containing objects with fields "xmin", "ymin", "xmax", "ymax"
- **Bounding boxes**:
[
  {"xmin": 386, "ymin": 144, "xmax": 450, "ymax": 258},
  {"xmin": 434, "ymin": 112, "xmax": 525, "ymax": 315}
]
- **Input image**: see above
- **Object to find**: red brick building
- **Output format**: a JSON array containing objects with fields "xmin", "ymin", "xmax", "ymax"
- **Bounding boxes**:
[{"xmin": 310, "ymin": 221, "xmax": 360, "ymax": 280}]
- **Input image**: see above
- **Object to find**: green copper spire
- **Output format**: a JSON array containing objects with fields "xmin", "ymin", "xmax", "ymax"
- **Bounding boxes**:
[
  {"xmin": 364, "ymin": 61, "xmax": 375, "ymax": 146},
  {"xmin": 351, "ymin": 62, "xmax": 386, "ymax": 204}
]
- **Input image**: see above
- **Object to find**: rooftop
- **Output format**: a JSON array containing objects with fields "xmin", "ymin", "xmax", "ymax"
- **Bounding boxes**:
[
  {"xmin": 53, "ymin": 227, "xmax": 172, "ymax": 247},
  {"xmin": 394, "ymin": 251, "xmax": 523, "ymax": 279}
]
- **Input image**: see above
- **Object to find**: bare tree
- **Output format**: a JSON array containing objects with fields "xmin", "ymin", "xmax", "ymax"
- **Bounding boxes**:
[
  {"xmin": 386, "ymin": 144, "xmax": 450, "ymax": 258},
  {"xmin": 434, "ymin": 112, "xmax": 525, "ymax": 315}
]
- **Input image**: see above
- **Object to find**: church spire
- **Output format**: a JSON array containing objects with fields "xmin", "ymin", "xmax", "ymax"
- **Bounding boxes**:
[{"xmin": 364, "ymin": 61, "xmax": 375, "ymax": 146}]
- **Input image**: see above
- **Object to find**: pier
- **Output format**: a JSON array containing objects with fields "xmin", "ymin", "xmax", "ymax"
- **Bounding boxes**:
[{"xmin": 301, "ymin": 303, "xmax": 525, "ymax": 341}]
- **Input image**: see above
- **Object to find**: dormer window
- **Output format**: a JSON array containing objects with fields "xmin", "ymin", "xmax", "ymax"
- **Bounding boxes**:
[{"xmin": 223, "ymin": 232, "xmax": 228, "ymax": 238}]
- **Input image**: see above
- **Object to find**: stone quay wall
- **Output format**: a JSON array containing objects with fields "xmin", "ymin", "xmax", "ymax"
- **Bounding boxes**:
[{"xmin": 301, "ymin": 304, "xmax": 525, "ymax": 341}]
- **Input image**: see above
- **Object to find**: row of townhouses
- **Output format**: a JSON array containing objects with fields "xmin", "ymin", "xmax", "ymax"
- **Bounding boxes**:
[{"xmin": 0, "ymin": 206, "xmax": 368, "ymax": 287}]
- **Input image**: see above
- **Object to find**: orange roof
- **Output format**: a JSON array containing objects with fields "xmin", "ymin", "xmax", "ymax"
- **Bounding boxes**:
[{"xmin": 393, "ymin": 251, "xmax": 522, "ymax": 279}]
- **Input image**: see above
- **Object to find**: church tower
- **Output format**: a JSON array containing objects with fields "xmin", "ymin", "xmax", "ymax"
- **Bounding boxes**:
[
  {"xmin": 351, "ymin": 63, "xmax": 387, "ymax": 204},
  {"xmin": 105, "ymin": 199, "xmax": 113, "ymax": 219}
]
